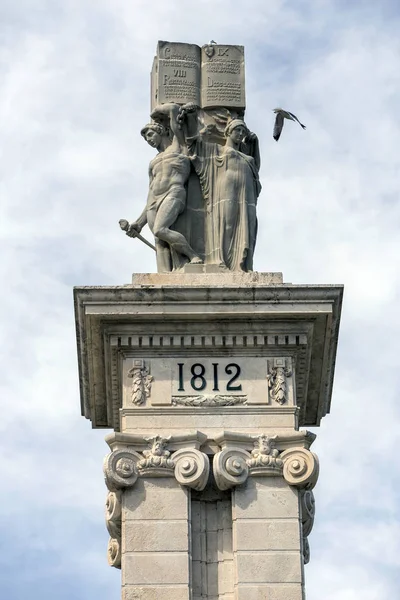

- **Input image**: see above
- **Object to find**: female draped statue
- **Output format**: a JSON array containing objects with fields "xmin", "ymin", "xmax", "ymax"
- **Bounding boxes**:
[{"xmin": 179, "ymin": 104, "xmax": 261, "ymax": 272}]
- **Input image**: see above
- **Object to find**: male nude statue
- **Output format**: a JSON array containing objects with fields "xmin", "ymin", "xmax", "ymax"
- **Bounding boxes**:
[{"xmin": 127, "ymin": 103, "xmax": 202, "ymax": 272}]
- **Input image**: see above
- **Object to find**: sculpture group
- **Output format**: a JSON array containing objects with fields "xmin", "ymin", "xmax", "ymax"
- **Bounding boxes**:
[{"xmin": 122, "ymin": 41, "xmax": 261, "ymax": 273}]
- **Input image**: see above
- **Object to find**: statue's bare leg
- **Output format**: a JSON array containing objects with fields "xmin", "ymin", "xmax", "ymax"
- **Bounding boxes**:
[
  {"xmin": 147, "ymin": 208, "xmax": 172, "ymax": 272},
  {"xmin": 155, "ymin": 239, "xmax": 172, "ymax": 273},
  {"xmin": 153, "ymin": 194, "xmax": 203, "ymax": 264}
]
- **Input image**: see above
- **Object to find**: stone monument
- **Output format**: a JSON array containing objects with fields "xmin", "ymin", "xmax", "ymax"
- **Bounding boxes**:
[{"xmin": 75, "ymin": 40, "xmax": 343, "ymax": 600}]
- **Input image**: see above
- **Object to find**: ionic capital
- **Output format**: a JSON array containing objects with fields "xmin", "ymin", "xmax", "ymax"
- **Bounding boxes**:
[{"xmin": 103, "ymin": 432, "xmax": 210, "ymax": 491}]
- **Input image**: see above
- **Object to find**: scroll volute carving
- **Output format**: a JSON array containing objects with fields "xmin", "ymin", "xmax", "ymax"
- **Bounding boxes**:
[
  {"xmin": 103, "ymin": 448, "xmax": 141, "ymax": 491},
  {"xmin": 213, "ymin": 447, "xmax": 250, "ymax": 491},
  {"xmin": 174, "ymin": 448, "xmax": 210, "ymax": 491},
  {"xmin": 280, "ymin": 447, "xmax": 319, "ymax": 489},
  {"xmin": 105, "ymin": 491, "xmax": 122, "ymax": 569},
  {"xmin": 300, "ymin": 489, "xmax": 316, "ymax": 564}
]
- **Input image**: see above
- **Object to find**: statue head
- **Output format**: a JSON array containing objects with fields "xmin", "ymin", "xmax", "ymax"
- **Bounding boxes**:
[
  {"xmin": 224, "ymin": 119, "xmax": 248, "ymax": 144},
  {"xmin": 140, "ymin": 122, "xmax": 167, "ymax": 149}
]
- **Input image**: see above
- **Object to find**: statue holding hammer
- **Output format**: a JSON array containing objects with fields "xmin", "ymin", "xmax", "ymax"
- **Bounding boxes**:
[{"xmin": 121, "ymin": 103, "xmax": 203, "ymax": 273}]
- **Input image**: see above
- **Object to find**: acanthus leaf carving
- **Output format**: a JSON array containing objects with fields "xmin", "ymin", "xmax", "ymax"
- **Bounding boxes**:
[
  {"xmin": 267, "ymin": 362, "xmax": 292, "ymax": 405},
  {"xmin": 280, "ymin": 447, "xmax": 319, "ymax": 489},
  {"xmin": 173, "ymin": 448, "xmax": 210, "ymax": 491},
  {"xmin": 127, "ymin": 359, "xmax": 153, "ymax": 406},
  {"xmin": 247, "ymin": 435, "xmax": 283, "ymax": 476},
  {"xmin": 214, "ymin": 447, "xmax": 250, "ymax": 490},
  {"xmin": 137, "ymin": 436, "xmax": 175, "ymax": 476}
]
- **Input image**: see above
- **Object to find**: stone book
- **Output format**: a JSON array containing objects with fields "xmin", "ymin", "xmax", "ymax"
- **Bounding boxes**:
[{"xmin": 151, "ymin": 40, "xmax": 245, "ymax": 111}]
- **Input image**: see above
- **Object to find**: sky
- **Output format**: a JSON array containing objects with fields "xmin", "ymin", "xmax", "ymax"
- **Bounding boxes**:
[{"xmin": 1, "ymin": 0, "xmax": 400, "ymax": 598}]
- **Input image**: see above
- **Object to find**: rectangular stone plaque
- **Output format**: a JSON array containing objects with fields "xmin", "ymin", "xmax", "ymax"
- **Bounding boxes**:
[
  {"xmin": 201, "ymin": 44, "xmax": 245, "ymax": 110},
  {"xmin": 151, "ymin": 41, "xmax": 201, "ymax": 110},
  {"xmin": 123, "ymin": 357, "xmax": 278, "ymax": 407}
]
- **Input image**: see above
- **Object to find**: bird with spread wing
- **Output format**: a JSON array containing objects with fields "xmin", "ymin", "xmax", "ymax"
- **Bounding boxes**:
[{"xmin": 273, "ymin": 108, "xmax": 306, "ymax": 141}]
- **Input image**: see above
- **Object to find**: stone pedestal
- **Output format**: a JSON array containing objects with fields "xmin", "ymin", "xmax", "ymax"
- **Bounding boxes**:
[{"xmin": 74, "ymin": 273, "xmax": 342, "ymax": 599}]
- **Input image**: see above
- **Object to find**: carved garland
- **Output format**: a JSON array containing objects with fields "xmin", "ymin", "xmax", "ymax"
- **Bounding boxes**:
[
  {"xmin": 267, "ymin": 364, "xmax": 292, "ymax": 404},
  {"xmin": 172, "ymin": 395, "xmax": 247, "ymax": 406},
  {"xmin": 127, "ymin": 360, "xmax": 153, "ymax": 406}
]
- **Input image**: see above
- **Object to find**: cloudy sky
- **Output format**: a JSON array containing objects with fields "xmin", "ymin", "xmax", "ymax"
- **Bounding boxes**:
[{"xmin": 1, "ymin": 0, "xmax": 400, "ymax": 598}]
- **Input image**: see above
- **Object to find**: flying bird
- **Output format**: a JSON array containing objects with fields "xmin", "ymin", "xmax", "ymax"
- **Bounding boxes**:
[{"xmin": 273, "ymin": 108, "xmax": 306, "ymax": 141}]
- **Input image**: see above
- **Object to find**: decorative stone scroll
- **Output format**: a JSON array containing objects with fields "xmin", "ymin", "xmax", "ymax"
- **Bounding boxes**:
[
  {"xmin": 105, "ymin": 491, "xmax": 122, "ymax": 569},
  {"xmin": 213, "ymin": 447, "xmax": 250, "ymax": 490},
  {"xmin": 107, "ymin": 538, "xmax": 121, "ymax": 569},
  {"xmin": 300, "ymin": 489, "xmax": 316, "ymax": 564},
  {"xmin": 173, "ymin": 448, "xmax": 209, "ymax": 491},
  {"xmin": 280, "ymin": 448, "xmax": 319, "ymax": 489},
  {"xmin": 103, "ymin": 448, "xmax": 141, "ymax": 491}
]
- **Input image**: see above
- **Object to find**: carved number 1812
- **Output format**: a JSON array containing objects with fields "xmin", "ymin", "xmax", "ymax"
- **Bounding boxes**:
[{"xmin": 177, "ymin": 363, "xmax": 242, "ymax": 392}]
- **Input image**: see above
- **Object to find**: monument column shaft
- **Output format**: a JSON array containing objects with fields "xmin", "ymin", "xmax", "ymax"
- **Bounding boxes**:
[
  {"xmin": 233, "ymin": 478, "xmax": 304, "ymax": 600},
  {"xmin": 121, "ymin": 478, "xmax": 191, "ymax": 600}
]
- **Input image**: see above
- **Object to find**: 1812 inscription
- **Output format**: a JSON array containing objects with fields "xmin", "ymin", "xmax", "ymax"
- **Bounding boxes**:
[{"xmin": 177, "ymin": 362, "xmax": 242, "ymax": 392}]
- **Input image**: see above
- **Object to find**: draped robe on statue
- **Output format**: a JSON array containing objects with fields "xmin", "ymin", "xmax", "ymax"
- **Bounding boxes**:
[{"xmin": 187, "ymin": 137, "xmax": 261, "ymax": 272}]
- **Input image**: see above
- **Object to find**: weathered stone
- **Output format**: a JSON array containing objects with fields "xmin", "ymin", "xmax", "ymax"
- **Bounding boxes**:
[
  {"xmin": 201, "ymin": 44, "xmax": 245, "ymax": 110},
  {"xmin": 122, "ymin": 587, "xmax": 189, "ymax": 600},
  {"xmin": 151, "ymin": 42, "xmax": 201, "ymax": 109},
  {"xmin": 235, "ymin": 552, "xmax": 302, "ymax": 583},
  {"xmin": 123, "ymin": 520, "xmax": 189, "ymax": 553},
  {"xmin": 235, "ymin": 586, "xmax": 303, "ymax": 600},
  {"xmin": 122, "ymin": 552, "xmax": 190, "ymax": 585}
]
